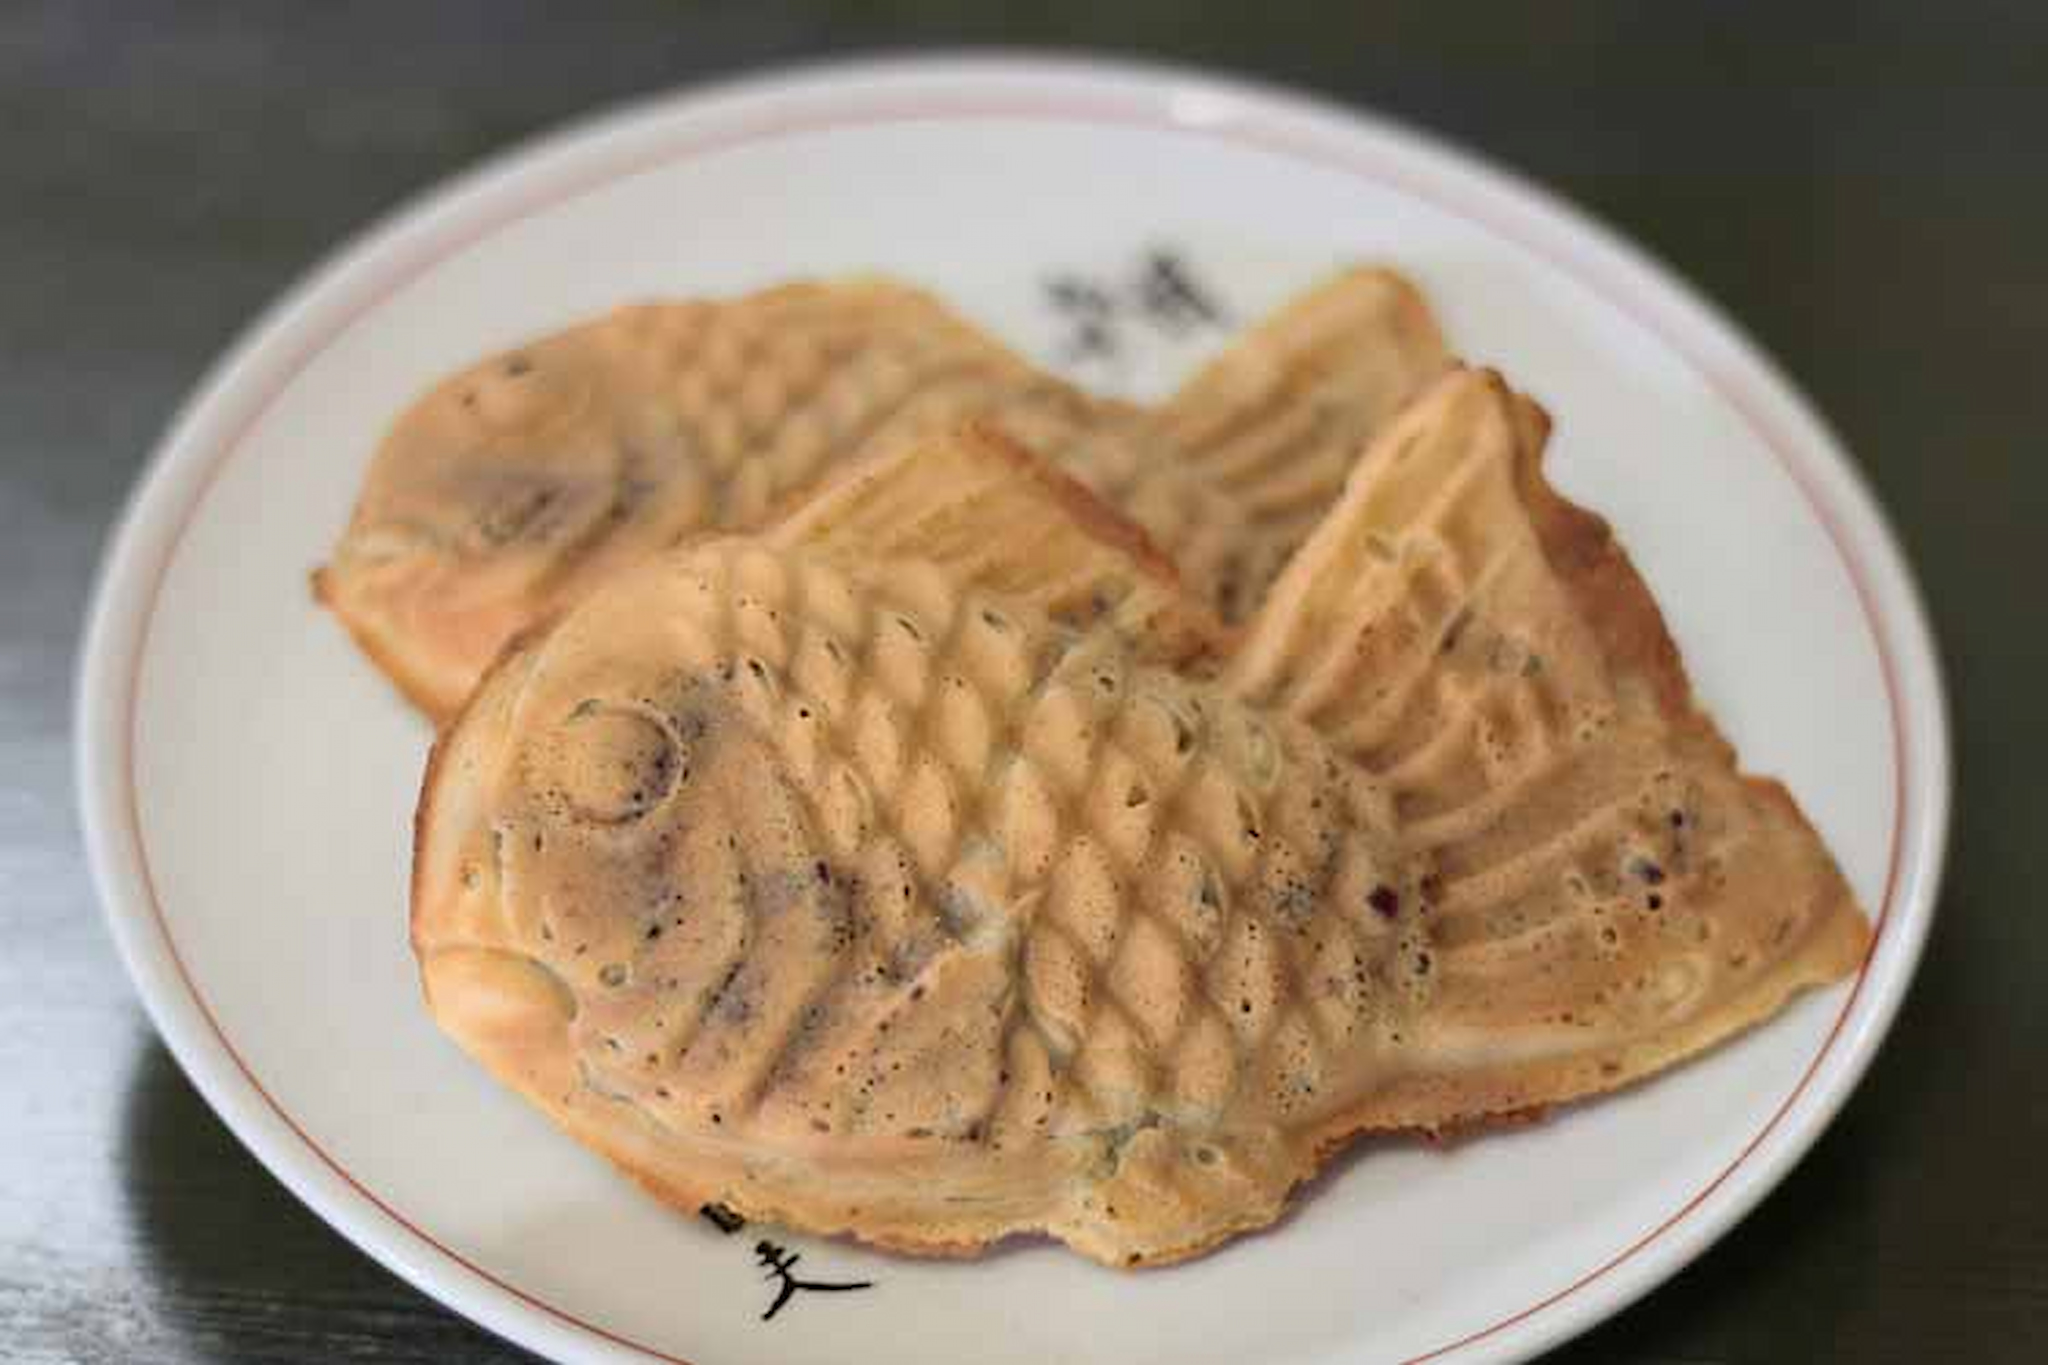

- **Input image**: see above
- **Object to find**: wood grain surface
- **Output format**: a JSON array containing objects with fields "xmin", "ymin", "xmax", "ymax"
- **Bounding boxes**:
[{"xmin": 2, "ymin": 2, "xmax": 2040, "ymax": 1361}]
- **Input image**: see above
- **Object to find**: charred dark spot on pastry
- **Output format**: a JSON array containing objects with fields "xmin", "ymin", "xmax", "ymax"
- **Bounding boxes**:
[
  {"xmin": 1440, "ymin": 605, "xmax": 1473, "ymax": 652},
  {"xmin": 1125, "ymin": 783, "xmax": 1149, "ymax": 808},
  {"xmin": 1646, "ymin": 894, "xmax": 1664, "ymax": 911},
  {"xmin": 703, "ymin": 960, "xmax": 745, "ymax": 1021},
  {"xmin": 935, "ymin": 882, "xmax": 985, "ymax": 940},
  {"xmin": 1368, "ymin": 884, "xmax": 1401, "ymax": 919},
  {"xmin": 1214, "ymin": 559, "xmax": 1248, "ymax": 623},
  {"xmin": 612, "ymin": 447, "xmax": 665, "ymax": 519},
  {"xmin": 477, "ymin": 483, "xmax": 562, "ymax": 546},
  {"xmin": 1272, "ymin": 877, "xmax": 1316, "ymax": 922},
  {"xmin": 1630, "ymin": 857, "xmax": 1667, "ymax": 886}
]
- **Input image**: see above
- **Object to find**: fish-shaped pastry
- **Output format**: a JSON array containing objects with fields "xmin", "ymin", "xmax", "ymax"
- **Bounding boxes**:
[
  {"xmin": 410, "ymin": 370, "xmax": 1868, "ymax": 1266},
  {"xmin": 317, "ymin": 269, "xmax": 1447, "ymax": 721}
]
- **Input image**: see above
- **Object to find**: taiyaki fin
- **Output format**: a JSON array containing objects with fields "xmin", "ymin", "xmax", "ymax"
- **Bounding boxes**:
[
  {"xmin": 1227, "ymin": 367, "xmax": 1870, "ymax": 1136},
  {"xmin": 1138, "ymin": 267, "xmax": 1451, "ymax": 619},
  {"xmin": 769, "ymin": 422, "xmax": 1223, "ymax": 663}
]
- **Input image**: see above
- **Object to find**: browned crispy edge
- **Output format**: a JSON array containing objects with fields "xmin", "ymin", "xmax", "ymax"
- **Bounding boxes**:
[
  {"xmin": 311, "ymin": 565, "xmax": 465, "ymax": 727},
  {"xmin": 409, "ymin": 629, "xmax": 514, "ymax": 957},
  {"xmin": 1281, "ymin": 369, "xmax": 1872, "ymax": 1159},
  {"xmin": 954, "ymin": 419, "xmax": 1190, "ymax": 591},
  {"xmin": 1505, "ymin": 374, "xmax": 1869, "ymax": 896}
]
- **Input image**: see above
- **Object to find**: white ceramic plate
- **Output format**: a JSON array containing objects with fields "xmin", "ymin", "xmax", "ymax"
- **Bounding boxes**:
[{"xmin": 77, "ymin": 56, "xmax": 1949, "ymax": 1365}]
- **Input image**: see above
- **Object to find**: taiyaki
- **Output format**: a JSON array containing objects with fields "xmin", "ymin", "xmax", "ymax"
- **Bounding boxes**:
[
  {"xmin": 410, "ymin": 371, "xmax": 1867, "ymax": 1266},
  {"xmin": 318, "ymin": 270, "xmax": 1446, "ymax": 721}
]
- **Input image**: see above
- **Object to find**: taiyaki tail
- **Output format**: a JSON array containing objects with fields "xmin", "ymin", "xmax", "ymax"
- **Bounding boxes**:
[
  {"xmin": 1228, "ymin": 366, "xmax": 1870, "ymax": 1135},
  {"xmin": 1135, "ymin": 267, "xmax": 1452, "ymax": 620}
]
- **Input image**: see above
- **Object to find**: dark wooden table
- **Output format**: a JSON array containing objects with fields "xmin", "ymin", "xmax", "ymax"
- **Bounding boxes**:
[{"xmin": 4, "ymin": 3, "xmax": 2040, "ymax": 1361}]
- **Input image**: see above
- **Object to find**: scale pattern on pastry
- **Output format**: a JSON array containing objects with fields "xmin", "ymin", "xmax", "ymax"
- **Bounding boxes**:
[
  {"xmin": 318, "ymin": 270, "xmax": 1446, "ymax": 720},
  {"xmin": 410, "ymin": 373, "xmax": 1868, "ymax": 1266}
]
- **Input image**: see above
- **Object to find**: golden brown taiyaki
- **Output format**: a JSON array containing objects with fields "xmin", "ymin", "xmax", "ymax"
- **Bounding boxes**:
[
  {"xmin": 409, "ymin": 371, "xmax": 1867, "ymax": 1266},
  {"xmin": 317, "ymin": 270, "xmax": 1446, "ymax": 721}
]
